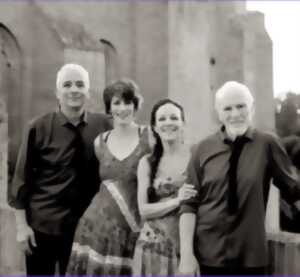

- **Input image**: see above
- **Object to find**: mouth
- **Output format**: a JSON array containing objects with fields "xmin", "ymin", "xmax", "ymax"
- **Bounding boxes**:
[
  {"xmin": 115, "ymin": 112, "xmax": 132, "ymax": 119},
  {"xmin": 67, "ymin": 95, "xmax": 84, "ymax": 101},
  {"xmin": 161, "ymin": 126, "xmax": 179, "ymax": 133},
  {"xmin": 229, "ymin": 121, "xmax": 245, "ymax": 126}
]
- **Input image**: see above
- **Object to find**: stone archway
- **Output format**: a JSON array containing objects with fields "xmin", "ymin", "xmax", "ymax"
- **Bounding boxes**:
[
  {"xmin": 100, "ymin": 39, "xmax": 119, "ymax": 83},
  {"xmin": 0, "ymin": 24, "xmax": 22, "ymax": 190},
  {"xmin": 0, "ymin": 24, "xmax": 24, "ymax": 275}
]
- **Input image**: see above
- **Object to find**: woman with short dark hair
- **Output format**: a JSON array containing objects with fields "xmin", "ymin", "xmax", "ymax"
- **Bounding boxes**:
[{"xmin": 67, "ymin": 79, "xmax": 151, "ymax": 275}]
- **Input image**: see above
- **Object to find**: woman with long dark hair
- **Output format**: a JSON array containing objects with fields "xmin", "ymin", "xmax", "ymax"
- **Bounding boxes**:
[{"xmin": 132, "ymin": 99, "xmax": 197, "ymax": 276}]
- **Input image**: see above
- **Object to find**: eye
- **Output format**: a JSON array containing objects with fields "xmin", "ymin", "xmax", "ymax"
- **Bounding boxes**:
[
  {"xmin": 224, "ymin": 106, "xmax": 232, "ymax": 112},
  {"xmin": 124, "ymin": 99, "xmax": 133, "ymax": 105},
  {"xmin": 236, "ymin": 104, "xmax": 246, "ymax": 109},
  {"xmin": 63, "ymin": 81, "xmax": 71, "ymax": 88},
  {"xmin": 76, "ymin": 81, "xmax": 85, "ymax": 88},
  {"xmin": 170, "ymin": 115, "xmax": 179, "ymax": 121},
  {"xmin": 157, "ymin": 116, "xmax": 166, "ymax": 122}
]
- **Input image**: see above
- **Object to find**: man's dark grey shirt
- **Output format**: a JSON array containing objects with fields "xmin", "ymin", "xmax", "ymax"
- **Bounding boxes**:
[
  {"xmin": 181, "ymin": 128, "xmax": 300, "ymax": 267},
  {"xmin": 10, "ymin": 111, "xmax": 112, "ymax": 235}
]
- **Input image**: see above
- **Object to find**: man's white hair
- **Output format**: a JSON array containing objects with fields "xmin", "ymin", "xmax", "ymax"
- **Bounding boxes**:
[
  {"xmin": 56, "ymin": 63, "xmax": 90, "ymax": 91},
  {"xmin": 215, "ymin": 81, "xmax": 254, "ymax": 110}
]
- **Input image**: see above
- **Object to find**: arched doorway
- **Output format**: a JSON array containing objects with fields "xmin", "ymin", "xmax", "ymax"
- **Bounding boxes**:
[
  {"xmin": 0, "ymin": 24, "xmax": 22, "ymax": 193},
  {"xmin": 0, "ymin": 24, "xmax": 24, "ymax": 275},
  {"xmin": 100, "ymin": 39, "xmax": 119, "ymax": 83}
]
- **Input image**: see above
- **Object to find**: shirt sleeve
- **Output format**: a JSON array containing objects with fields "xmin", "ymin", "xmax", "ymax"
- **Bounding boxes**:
[
  {"xmin": 9, "ymin": 123, "xmax": 36, "ymax": 209},
  {"xmin": 269, "ymin": 134, "xmax": 300, "ymax": 203},
  {"xmin": 180, "ymin": 144, "xmax": 202, "ymax": 215}
]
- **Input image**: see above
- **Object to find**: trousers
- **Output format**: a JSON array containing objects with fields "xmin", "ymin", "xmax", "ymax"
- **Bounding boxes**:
[{"xmin": 26, "ymin": 229, "xmax": 75, "ymax": 275}]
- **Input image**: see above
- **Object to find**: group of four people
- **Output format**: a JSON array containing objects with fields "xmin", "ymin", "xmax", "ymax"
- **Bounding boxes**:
[{"xmin": 9, "ymin": 63, "xmax": 300, "ymax": 276}]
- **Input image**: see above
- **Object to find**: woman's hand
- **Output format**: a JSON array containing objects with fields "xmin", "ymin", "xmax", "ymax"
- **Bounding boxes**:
[
  {"xmin": 177, "ymin": 183, "xmax": 197, "ymax": 203},
  {"xmin": 178, "ymin": 254, "xmax": 200, "ymax": 275}
]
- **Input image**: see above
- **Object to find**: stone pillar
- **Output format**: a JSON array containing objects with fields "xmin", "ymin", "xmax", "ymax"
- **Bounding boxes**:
[
  {"xmin": 239, "ymin": 12, "xmax": 278, "ymax": 233},
  {"xmin": 0, "ymin": 23, "xmax": 26, "ymax": 274},
  {"xmin": 241, "ymin": 11, "xmax": 274, "ymax": 131},
  {"xmin": 0, "ymin": 100, "xmax": 25, "ymax": 275},
  {"xmin": 168, "ymin": 2, "xmax": 217, "ymax": 145},
  {"xmin": 0, "ymin": 100, "xmax": 8, "ymax": 208},
  {"xmin": 133, "ymin": 1, "xmax": 169, "ymax": 123}
]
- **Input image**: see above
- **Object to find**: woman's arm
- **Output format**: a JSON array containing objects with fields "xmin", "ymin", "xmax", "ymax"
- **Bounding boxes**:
[
  {"xmin": 137, "ymin": 156, "xmax": 196, "ymax": 220},
  {"xmin": 178, "ymin": 213, "xmax": 200, "ymax": 275}
]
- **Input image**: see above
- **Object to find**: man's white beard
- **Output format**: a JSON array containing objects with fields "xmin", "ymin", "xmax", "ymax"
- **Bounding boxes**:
[{"xmin": 227, "ymin": 125, "xmax": 248, "ymax": 140}]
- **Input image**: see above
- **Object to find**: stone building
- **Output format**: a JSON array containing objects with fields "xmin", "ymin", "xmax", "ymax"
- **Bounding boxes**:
[{"xmin": 0, "ymin": 1, "xmax": 276, "ymax": 274}]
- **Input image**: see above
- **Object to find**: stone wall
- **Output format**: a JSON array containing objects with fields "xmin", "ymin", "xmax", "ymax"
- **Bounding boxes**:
[
  {"xmin": 0, "ymin": 102, "xmax": 25, "ymax": 275},
  {"xmin": 168, "ymin": 2, "xmax": 215, "ymax": 144},
  {"xmin": 0, "ymin": 0, "xmax": 274, "ymax": 156},
  {"xmin": 168, "ymin": 2, "xmax": 274, "ymax": 144},
  {"xmin": 0, "ymin": 1, "xmax": 276, "ymax": 274}
]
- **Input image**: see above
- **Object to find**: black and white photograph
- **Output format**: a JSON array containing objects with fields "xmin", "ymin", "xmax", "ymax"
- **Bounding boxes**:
[{"xmin": 1, "ymin": 0, "xmax": 300, "ymax": 275}]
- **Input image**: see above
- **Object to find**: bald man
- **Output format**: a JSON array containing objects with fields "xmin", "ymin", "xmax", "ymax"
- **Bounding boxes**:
[
  {"xmin": 178, "ymin": 81, "xmax": 300, "ymax": 275},
  {"xmin": 10, "ymin": 64, "xmax": 111, "ymax": 275}
]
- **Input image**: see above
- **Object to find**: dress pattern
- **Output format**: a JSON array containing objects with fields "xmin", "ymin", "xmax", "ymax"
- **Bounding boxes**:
[
  {"xmin": 67, "ymin": 127, "xmax": 150, "ymax": 276},
  {"xmin": 132, "ymin": 172, "xmax": 186, "ymax": 276}
]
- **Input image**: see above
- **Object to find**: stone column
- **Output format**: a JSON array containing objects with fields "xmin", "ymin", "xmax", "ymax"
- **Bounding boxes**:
[
  {"xmin": 0, "ymin": 100, "xmax": 25, "ymax": 275},
  {"xmin": 133, "ymin": 1, "xmax": 169, "ymax": 123},
  {"xmin": 168, "ymin": 1, "xmax": 217, "ymax": 145},
  {"xmin": 0, "ymin": 100, "xmax": 8, "ymax": 208},
  {"xmin": 239, "ymin": 12, "xmax": 278, "ymax": 232}
]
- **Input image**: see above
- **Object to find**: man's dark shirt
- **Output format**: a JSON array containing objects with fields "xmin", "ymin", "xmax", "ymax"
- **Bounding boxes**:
[
  {"xmin": 280, "ymin": 135, "xmax": 300, "ymax": 232},
  {"xmin": 10, "ymin": 111, "xmax": 112, "ymax": 235},
  {"xmin": 181, "ymin": 128, "xmax": 300, "ymax": 267}
]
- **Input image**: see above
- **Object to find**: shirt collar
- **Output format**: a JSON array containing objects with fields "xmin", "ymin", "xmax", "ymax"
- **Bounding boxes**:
[
  {"xmin": 219, "ymin": 125, "xmax": 255, "ymax": 144},
  {"xmin": 56, "ymin": 108, "xmax": 88, "ymax": 126}
]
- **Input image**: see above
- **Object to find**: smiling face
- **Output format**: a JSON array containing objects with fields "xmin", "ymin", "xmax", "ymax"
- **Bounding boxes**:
[
  {"xmin": 56, "ymin": 67, "xmax": 90, "ymax": 112},
  {"xmin": 216, "ymin": 87, "xmax": 254, "ymax": 139},
  {"xmin": 154, "ymin": 103, "xmax": 184, "ymax": 142},
  {"xmin": 110, "ymin": 96, "xmax": 135, "ymax": 126}
]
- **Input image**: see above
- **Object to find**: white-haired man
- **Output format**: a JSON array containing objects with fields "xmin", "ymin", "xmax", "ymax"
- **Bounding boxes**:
[
  {"xmin": 178, "ymin": 81, "xmax": 300, "ymax": 275},
  {"xmin": 10, "ymin": 64, "xmax": 112, "ymax": 275}
]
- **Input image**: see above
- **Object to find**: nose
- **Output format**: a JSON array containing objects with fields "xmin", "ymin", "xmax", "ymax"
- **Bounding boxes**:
[
  {"xmin": 163, "ymin": 117, "xmax": 173, "ymax": 125},
  {"xmin": 230, "ymin": 107, "xmax": 240, "ymax": 117},
  {"xmin": 69, "ymin": 84, "xmax": 79, "ymax": 92},
  {"xmin": 119, "ymin": 102, "xmax": 127, "ymax": 110}
]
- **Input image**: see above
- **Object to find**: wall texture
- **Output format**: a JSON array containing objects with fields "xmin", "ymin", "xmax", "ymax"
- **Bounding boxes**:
[{"xmin": 0, "ymin": 1, "xmax": 274, "ymax": 274}]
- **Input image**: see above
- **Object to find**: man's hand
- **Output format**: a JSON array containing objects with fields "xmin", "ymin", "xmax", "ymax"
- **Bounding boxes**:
[
  {"xmin": 16, "ymin": 222, "xmax": 36, "ymax": 255},
  {"xmin": 294, "ymin": 199, "xmax": 300, "ymax": 212},
  {"xmin": 178, "ymin": 255, "xmax": 200, "ymax": 276}
]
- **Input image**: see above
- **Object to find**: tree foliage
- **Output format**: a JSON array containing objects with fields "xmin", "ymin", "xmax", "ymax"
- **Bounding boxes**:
[{"xmin": 275, "ymin": 91, "xmax": 300, "ymax": 137}]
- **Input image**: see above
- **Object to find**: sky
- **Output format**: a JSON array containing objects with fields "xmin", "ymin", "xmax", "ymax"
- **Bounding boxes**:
[{"xmin": 246, "ymin": 1, "xmax": 300, "ymax": 97}]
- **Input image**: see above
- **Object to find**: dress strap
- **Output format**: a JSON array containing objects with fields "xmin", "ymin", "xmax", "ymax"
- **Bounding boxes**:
[
  {"xmin": 138, "ymin": 126, "xmax": 144, "ymax": 138},
  {"xmin": 103, "ymin": 130, "xmax": 111, "ymax": 143}
]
